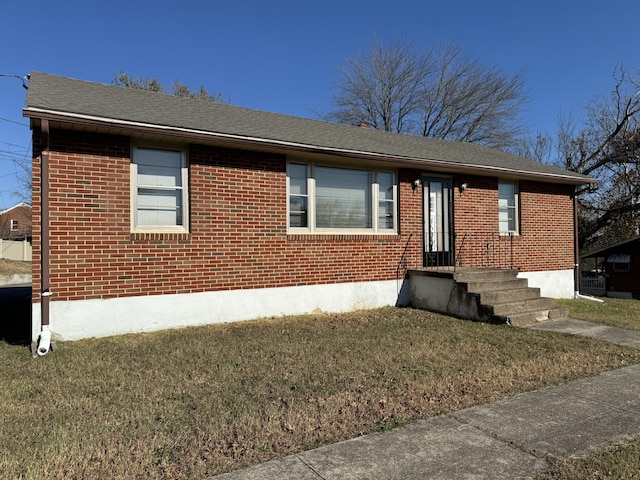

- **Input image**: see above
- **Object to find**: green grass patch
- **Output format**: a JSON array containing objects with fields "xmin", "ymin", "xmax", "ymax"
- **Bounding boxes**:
[
  {"xmin": 1, "ymin": 307, "xmax": 638, "ymax": 479},
  {"xmin": 557, "ymin": 297, "xmax": 640, "ymax": 331},
  {"xmin": 536, "ymin": 437, "xmax": 640, "ymax": 479}
]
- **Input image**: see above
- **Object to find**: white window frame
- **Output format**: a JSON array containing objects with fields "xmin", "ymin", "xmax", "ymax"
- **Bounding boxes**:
[
  {"xmin": 131, "ymin": 145, "xmax": 189, "ymax": 233},
  {"xmin": 286, "ymin": 161, "xmax": 397, "ymax": 234},
  {"xmin": 10, "ymin": 219, "xmax": 18, "ymax": 232},
  {"xmin": 498, "ymin": 181, "xmax": 519, "ymax": 235}
]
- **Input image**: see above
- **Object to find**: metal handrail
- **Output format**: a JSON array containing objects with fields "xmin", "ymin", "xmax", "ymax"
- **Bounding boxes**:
[
  {"xmin": 428, "ymin": 231, "xmax": 515, "ymax": 271},
  {"xmin": 396, "ymin": 233, "xmax": 413, "ymax": 280}
]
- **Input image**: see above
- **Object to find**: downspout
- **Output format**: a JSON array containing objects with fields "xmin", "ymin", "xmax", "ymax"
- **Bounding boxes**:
[
  {"xmin": 36, "ymin": 119, "xmax": 53, "ymax": 355},
  {"xmin": 573, "ymin": 185, "xmax": 603, "ymax": 303}
]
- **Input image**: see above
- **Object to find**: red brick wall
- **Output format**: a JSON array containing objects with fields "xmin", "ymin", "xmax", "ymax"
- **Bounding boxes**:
[
  {"xmin": 519, "ymin": 180, "xmax": 576, "ymax": 271},
  {"xmin": 31, "ymin": 129, "xmax": 576, "ymax": 304},
  {"xmin": 452, "ymin": 176, "xmax": 575, "ymax": 271}
]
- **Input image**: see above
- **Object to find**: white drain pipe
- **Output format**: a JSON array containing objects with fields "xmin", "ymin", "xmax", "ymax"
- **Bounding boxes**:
[
  {"xmin": 37, "ymin": 326, "xmax": 51, "ymax": 356},
  {"xmin": 574, "ymin": 291, "xmax": 605, "ymax": 303}
]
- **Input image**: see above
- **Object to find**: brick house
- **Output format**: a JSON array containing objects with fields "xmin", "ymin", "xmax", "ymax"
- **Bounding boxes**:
[
  {"xmin": 0, "ymin": 202, "xmax": 31, "ymax": 240},
  {"xmin": 24, "ymin": 72, "xmax": 594, "ymax": 345}
]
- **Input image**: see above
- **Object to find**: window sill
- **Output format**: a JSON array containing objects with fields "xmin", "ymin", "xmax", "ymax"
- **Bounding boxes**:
[
  {"xmin": 287, "ymin": 232, "xmax": 398, "ymax": 242},
  {"xmin": 130, "ymin": 232, "xmax": 191, "ymax": 241}
]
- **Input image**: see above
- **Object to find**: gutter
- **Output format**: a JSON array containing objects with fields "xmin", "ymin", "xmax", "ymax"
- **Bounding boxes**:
[
  {"xmin": 35, "ymin": 118, "xmax": 52, "ymax": 356},
  {"xmin": 24, "ymin": 107, "xmax": 596, "ymax": 186}
]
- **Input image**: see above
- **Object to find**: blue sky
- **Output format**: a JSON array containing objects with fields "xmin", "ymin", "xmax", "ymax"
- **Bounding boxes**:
[{"xmin": 1, "ymin": 0, "xmax": 638, "ymax": 209}]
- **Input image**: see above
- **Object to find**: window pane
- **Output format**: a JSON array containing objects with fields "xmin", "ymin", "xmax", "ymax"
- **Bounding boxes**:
[
  {"xmin": 137, "ymin": 188, "xmax": 182, "ymax": 226},
  {"xmin": 289, "ymin": 197, "xmax": 308, "ymax": 227},
  {"xmin": 499, "ymin": 209, "xmax": 515, "ymax": 232},
  {"xmin": 498, "ymin": 182, "xmax": 515, "ymax": 198},
  {"xmin": 288, "ymin": 164, "xmax": 309, "ymax": 228},
  {"xmin": 137, "ymin": 149, "xmax": 182, "ymax": 187},
  {"xmin": 289, "ymin": 164, "xmax": 307, "ymax": 195},
  {"xmin": 499, "ymin": 182, "xmax": 517, "ymax": 233},
  {"xmin": 378, "ymin": 201, "xmax": 394, "ymax": 229},
  {"xmin": 378, "ymin": 172, "xmax": 394, "ymax": 201},
  {"xmin": 316, "ymin": 167, "xmax": 371, "ymax": 229},
  {"xmin": 377, "ymin": 172, "xmax": 395, "ymax": 230}
]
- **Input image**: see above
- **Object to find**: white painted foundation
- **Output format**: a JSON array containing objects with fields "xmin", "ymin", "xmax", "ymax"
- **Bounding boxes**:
[
  {"xmin": 32, "ymin": 279, "xmax": 411, "ymax": 342},
  {"xmin": 518, "ymin": 269, "xmax": 575, "ymax": 298}
]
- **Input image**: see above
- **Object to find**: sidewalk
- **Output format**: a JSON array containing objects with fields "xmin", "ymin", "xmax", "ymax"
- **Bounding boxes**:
[{"xmin": 209, "ymin": 320, "xmax": 640, "ymax": 479}]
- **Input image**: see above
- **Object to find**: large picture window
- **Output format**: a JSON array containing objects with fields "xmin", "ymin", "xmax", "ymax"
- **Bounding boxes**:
[
  {"xmin": 287, "ymin": 162, "xmax": 396, "ymax": 233},
  {"xmin": 498, "ymin": 181, "xmax": 518, "ymax": 234},
  {"xmin": 132, "ymin": 146, "xmax": 189, "ymax": 232}
]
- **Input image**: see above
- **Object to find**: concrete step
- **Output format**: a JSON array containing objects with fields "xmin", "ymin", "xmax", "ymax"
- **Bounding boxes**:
[
  {"xmin": 499, "ymin": 307, "xmax": 569, "ymax": 327},
  {"xmin": 465, "ymin": 278, "xmax": 529, "ymax": 294},
  {"xmin": 490, "ymin": 297, "xmax": 557, "ymax": 316},
  {"xmin": 479, "ymin": 287, "xmax": 541, "ymax": 305},
  {"xmin": 453, "ymin": 268, "xmax": 518, "ymax": 283}
]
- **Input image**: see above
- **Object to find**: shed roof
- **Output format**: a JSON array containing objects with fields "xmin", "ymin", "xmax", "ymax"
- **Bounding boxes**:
[
  {"xmin": 23, "ymin": 72, "xmax": 593, "ymax": 185},
  {"xmin": 582, "ymin": 236, "xmax": 640, "ymax": 259}
]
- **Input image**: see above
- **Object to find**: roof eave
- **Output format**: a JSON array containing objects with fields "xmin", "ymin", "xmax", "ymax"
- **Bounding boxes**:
[{"xmin": 24, "ymin": 107, "xmax": 595, "ymax": 186}]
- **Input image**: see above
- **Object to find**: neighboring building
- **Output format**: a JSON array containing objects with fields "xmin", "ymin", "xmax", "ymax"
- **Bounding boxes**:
[
  {"xmin": 581, "ymin": 237, "xmax": 640, "ymax": 299},
  {"xmin": 24, "ymin": 72, "xmax": 595, "ymax": 343},
  {"xmin": 0, "ymin": 202, "xmax": 31, "ymax": 240}
]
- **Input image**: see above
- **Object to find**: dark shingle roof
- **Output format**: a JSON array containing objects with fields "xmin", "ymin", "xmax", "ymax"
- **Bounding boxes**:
[{"xmin": 24, "ymin": 72, "xmax": 592, "ymax": 184}]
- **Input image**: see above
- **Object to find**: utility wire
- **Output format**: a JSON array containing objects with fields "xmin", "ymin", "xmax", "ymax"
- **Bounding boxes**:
[
  {"xmin": 0, "ymin": 116, "xmax": 28, "ymax": 127},
  {"xmin": 0, "ymin": 74, "xmax": 29, "ymax": 90}
]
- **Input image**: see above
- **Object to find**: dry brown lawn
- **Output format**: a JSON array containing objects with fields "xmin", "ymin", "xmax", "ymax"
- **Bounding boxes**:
[
  {"xmin": 0, "ymin": 258, "xmax": 31, "ymax": 275},
  {"xmin": 1, "ymin": 306, "xmax": 638, "ymax": 479}
]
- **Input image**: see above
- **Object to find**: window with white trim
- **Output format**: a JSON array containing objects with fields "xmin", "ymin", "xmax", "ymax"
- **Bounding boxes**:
[
  {"xmin": 10, "ymin": 219, "xmax": 18, "ymax": 231},
  {"xmin": 132, "ymin": 146, "xmax": 189, "ymax": 232},
  {"xmin": 287, "ymin": 162, "xmax": 396, "ymax": 233},
  {"xmin": 498, "ymin": 181, "xmax": 518, "ymax": 234}
]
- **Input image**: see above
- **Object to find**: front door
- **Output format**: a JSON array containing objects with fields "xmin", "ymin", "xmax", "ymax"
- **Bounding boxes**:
[{"xmin": 423, "ymin": 177, "xmax": 454, "ymax": 267}]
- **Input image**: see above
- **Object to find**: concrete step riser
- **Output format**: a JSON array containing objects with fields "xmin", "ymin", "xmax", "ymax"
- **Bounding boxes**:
[
  {"xmin": 465, "ymin": 278, "xmax": 529, "ymax": 293},
  {"xmin": 491, "ymin": 298, "xmax": 557, "ymax": 316},
  {"xmin": 502, "ymin": 308, "xmax": 569, "ymax": 327},
  {"xmin": 480, "ymin": 288, "xmax": 540, "ymax": 304},
  {"xmin": 454, "ymin": 270, "xmax": 518, "ymax": 283}
]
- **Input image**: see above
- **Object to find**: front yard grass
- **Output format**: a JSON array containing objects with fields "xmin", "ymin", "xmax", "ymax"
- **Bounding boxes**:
[
  {"xmin": 557, "ymin": 297, "xmax": 640, "ymax": 331},
  {"xmin": 1, "ymin": 306, "xmax": 639, "ymax": 479},
  {"xmin": 536, "ymin": 437, "xmax": 640, "ymax": 480}
]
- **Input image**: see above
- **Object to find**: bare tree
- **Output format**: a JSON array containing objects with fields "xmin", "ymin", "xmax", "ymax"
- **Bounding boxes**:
[
  {"xmin": 329, "ymin": 40, "xmax": 431, "ymax": 133},
  {"xmin": 112, "ymin": 71, "xmax": 164, "ymax": 92},
  {"xmin": 558, "ymin": 67, "xmax": 640, "ymax": 249},
  {"xmin": 327, "ymin": 39, "xmax": 529, "ymax": 149},
  {"xmin": 13, "ymin": 150, "xmax": 31, "ymax": 204},
  {"xmin": 510, "ymin": 132, "xmax": 554, "ymax": 163},
  {"xmin": 113, "ymin": 70, "xmax": 226, "ymax": 102}
]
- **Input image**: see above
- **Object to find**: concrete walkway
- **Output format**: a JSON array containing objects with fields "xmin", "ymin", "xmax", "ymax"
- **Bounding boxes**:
[
  {"xmin": 209, "ymin": 320, "xmax": 640, "ymax": 479},
  {"xmin": 530, "ymin": 317, "xmax": 640, "ymax": 349}
]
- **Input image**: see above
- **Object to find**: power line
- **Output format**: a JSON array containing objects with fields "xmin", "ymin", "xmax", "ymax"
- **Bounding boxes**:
[
  {"xmin": 0, "ymin": 74, "xmax": 29, "ymax": 90},
  {"xmin": 0, "ymin": 139, "xmax": 29, "ymax": 149},
  {"xmin": 0, "ymin": 116, "xmax": 29, "ymax": 127},
  {"xmin": 0, "ymin": 144, "xmax": 30, "ymax": 162}
]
